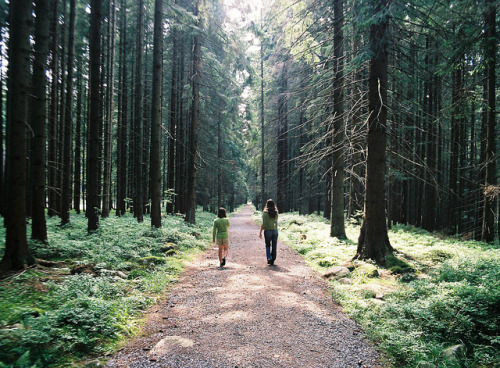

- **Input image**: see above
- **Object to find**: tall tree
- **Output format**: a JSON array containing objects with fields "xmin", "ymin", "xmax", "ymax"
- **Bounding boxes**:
[
  {"xmin": 150, "ymin": 0, "xmax": 163, "ymax": 228},
  {"xmin": 0, "ymin": 0, "xmax": 36, "ymax": 273},
  {"xmin": 217, "ymin": 108, "xmax": 222, "ymax": 208},
  {"xmin": 47, "ymin": 0, "xmax": 59, "ymax": 217},
  {"xmin": 134, "ymin": 0, "xmax": 145, "ymax": 223},
  {"xmin": 102, "ymin": 0, "xmax": 117, "ymax": 218},
  {"xmin": 355, "ymin": 0, "xmax": 394, "ymax": 265},
  {"xmin": 30, "ymin": 0, "xmax": 51, "ymax": 241},
  {"xmin": 87, "ymin": 0, "xmax": 102, "ymax": 232},
  {"xmin": 61, "ymin": 0, "xmax": 76, "ymax": 225},
  {"xmin": 481, "ymin": 0, "xmax": 497, "ymax": 242},
  {"xmin": 0, "ymin": 4, "xmax": 6, "ymax": 217},
  {"xmin": 116, "ymin": 0, "xmax": 128, "ymax": 216},
  {"xmin": 277, "ymin": 60, "xmax": 288, "ymax": 213},
  {"xmin": 74, "ymin": 60, "xmax": 83, "ymax": 214},
  {"xmin": 185, "ymin": 0, "xmax": 202, "ymax": 224},
  {"xmin": 260, "ymin": 24, "xmax": 266, "ymax": 206},
  {"xmin": 330, "ymin": 0, "xmax": 346, "ymax": 239},
  {"xmin": 167, "ymin": 24, "xmax": 178, "ymax": 214}
]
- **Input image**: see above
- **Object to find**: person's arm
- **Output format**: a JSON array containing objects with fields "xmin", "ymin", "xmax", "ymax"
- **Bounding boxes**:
[
  {"xmin": 259, "ymin": 224, "xmax": 263, "ymax": 239},
  {"xmin": 212, "ymin": 222, "xmax": 217, "ymax": 242}
]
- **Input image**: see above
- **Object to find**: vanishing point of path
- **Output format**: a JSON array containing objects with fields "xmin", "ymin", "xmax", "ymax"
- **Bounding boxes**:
[{"xmin": 105, "ymin": 205, "xmax": 382, "ymax": 368}]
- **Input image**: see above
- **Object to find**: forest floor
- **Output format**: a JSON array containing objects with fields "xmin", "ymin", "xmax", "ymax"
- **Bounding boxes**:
[{"xmin": 105, "ymin": 205, "xmax": 382, "ymax": 368}]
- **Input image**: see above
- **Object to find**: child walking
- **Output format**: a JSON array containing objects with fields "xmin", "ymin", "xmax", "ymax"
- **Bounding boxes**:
[{"xmin": 213, "ymin": 207, "xmax": 230, "ymax": 267}]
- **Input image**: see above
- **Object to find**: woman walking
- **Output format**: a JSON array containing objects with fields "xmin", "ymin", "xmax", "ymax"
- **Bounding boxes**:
[
  {"xmin": 259, "ymin": 199, "xmax": 279, "ymax": 265},
  {"xmin": 213, "ymin": 207, "xmax": 230, "ymax": 267}
]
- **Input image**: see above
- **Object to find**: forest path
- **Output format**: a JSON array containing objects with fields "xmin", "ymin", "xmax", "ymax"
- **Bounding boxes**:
[{"xmin": 105, "ymin": 205, "xmax": 381, "ymax": 368}]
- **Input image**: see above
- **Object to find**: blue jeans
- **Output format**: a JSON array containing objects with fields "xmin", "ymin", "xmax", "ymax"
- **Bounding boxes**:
[{"xmin": 264, "ymin": 230, "xmax": 278, "ymax": 261}]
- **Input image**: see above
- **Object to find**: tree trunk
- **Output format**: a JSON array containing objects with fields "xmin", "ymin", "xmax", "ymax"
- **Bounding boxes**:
[
  {"xmin": 56, "ymin": 1, "xmax": 68, "ymax": 218},
  {"xmin": 277, "ymin": 61, "xmax": 288, "ymax": 213},
  {"xmin": 87, "ymin": 0, "xmax": 102, "ymax": 232},
  {"xmin": 260, "ymin": 33, "xmax": 266, "ymax": 206},
  {"xmin": 448, "ymin": 52, "xmax": 462, "ymax": 234},
  {"xmin": 330, "ymin": 0, "xmax": 346, "ymax": 239},
  {"xmin": 0, "ymin": 40, "xmax": 4, "ymax": 216},
  {"xmin": 217, "ymin": 108, "xmax": 222, "ymax": 208},
  {"xmin": 347, "ymin": 33, "xmax": 364, "ymax": 218},
  {"xmin": 167, "ymin": 25, "xmax": 178, "ymax": 214},
  {"xmin": 48, "ymin": 0, "xmax": 59, "ymax": 217},
  {"xmin": 150, "ymin": 0, "xmax": 163, "ymax": 228},
  {"xmin": 102, "ymin": 0, "xmax": 117, "ymax": 218},
  {"xmin": 134, "ymin": 0, "xmax": 145, "ymax": 223},
  {"xmin": 1, "ymin": 0, "xmax": 36, "ymax": 273},
  {"xmin": 30, "ymin": 0, "xmax": 50, "ymax": 242},
  {"xmin": 74, "ymin": 60, "xmax": 82, "ymax": 214},
  {"xmin": 355, "ymin": 0, "xmax": 393, "ymax": 265},
  {"xmin": 116, "ymin": 0, "xmax": 128, "ymax": 216},
  {"xmin": 481, "ymin": 0, "xmax": 497, "ymax": 242},
  {"xmin": 422, "ymin": 36, "xmax": 437, "ymax": 232},
  {"xmin": 61, "ymin": 0, "xmax": 76, "ymax": 225},
  {"xmin": 185, "ymin": 0, "xmax": 202, "ymax": 224}
]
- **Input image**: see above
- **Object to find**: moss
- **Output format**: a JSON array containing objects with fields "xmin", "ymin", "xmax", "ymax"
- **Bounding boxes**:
[
  {"xmin": 354, "ymin": 263, "xmax": 379, "ymax": 278},
  {"xmin": 137, "ymin": 256, "xmax": 168, "ymax": 266}
]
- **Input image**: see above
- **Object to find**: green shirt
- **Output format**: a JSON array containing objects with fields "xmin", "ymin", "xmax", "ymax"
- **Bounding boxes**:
[
  {"xmin": 262, "ymin": 210, "xmax": 278, "ymax": 230},
  {"xmin": 212, "ymin": 217, "xmax": 230, "ymax": 241}
]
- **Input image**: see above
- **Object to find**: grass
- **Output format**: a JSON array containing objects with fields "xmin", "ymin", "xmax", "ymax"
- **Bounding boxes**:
[
  {"xmin": 272, "ymin": 211, "xmax": 500, "ymax": 368},
  {"xmin": 0, "ymin": 209, "xmax": 214, "ymax": 368}
]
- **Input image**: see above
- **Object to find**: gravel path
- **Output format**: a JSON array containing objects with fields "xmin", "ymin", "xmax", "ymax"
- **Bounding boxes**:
[{"xmin": 105, "ymin": 205, "xmax": 382, "ymax": 368}]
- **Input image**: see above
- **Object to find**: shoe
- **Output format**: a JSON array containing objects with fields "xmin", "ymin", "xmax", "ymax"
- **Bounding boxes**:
[
  {"xmin": 222, "ymin": 258, "xmax": 226, "ymax": 266},
  {"xmin": 267, "ymin": 259, "xmax": 272, "ymax": 265},
  {"xmin": 270, "ymin": 260, "xmax": 274, "ymax": 265}
]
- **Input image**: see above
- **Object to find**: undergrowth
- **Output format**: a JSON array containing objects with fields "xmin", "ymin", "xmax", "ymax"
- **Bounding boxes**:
[
  {"xmin": 274, "ymin": 211, "xmax": 499, "ymax": 368},
  {"xmin": 0, "ymin": 210, "xmax": 213, "ymax": 368}
]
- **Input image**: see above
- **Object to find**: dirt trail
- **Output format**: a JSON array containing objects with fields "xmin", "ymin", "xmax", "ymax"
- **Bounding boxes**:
[{"xmin": 105, "ymin": 205, "xmax": 381, "ymax": 368}]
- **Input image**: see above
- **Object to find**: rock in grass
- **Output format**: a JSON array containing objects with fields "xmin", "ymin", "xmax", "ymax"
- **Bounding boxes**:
[
  {"xmin": 338, "ymin": 277, "xmax": 352, "ymax": 284},
  {"xmin": 84, "ymin": 359, "xmax": 103, "ymax": 368},
  {"xmin": 341, "ymin": 260, "xmax": 356, "ymax": 271},
  {"xmin": 322, "ymin": 266, "xmax": 350, "ymax": 280},
  {"xmin": 354, "ymin": 263, "xmax": 379, "ymax": 278}
]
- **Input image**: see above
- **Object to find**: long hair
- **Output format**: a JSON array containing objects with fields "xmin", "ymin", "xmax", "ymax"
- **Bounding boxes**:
[
  {"xmin": 264, "ymin": 199, "xmax": 277, "ymax": 219},
  {"xmin": 217, "ymin": 207, "xmax": 227, "ymax": 218}
]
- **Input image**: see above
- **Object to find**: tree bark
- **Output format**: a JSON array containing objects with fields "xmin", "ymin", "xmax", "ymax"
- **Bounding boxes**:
[
  {"xmin": 61, "ymin": 0, "xmax": 76, "ymax": 225},
  {"xmin": 1, "ymin": 0, "xmax": 36, "ymax": 273},
  {"xmin": 185, "ymin": 0, "xmax": 202, "ymax": 224},
  {"xmin": 48, "ymin": 0, "xmax": 59, "ymax": 217},
  {"xmin": 116, "ymin": 0, "xmax": 128, "ymax": 216},
  {"xmin": 0, "ymin": 31, "xmax": 4, "ymax": 216},
  {"xmin": 277, "ymin": 61, "xmax": 288, "ymax": 213},
  {"xmin": 87, "ymin": 0, "xmax": 102, "ymax": 232},
  {"xmin": 167, "ymin": 25, "xmax": 178, "ymax": 214},
  {"xmin": 355, "ymin": 0, "xmax": 393, "ymax": 265},
  {"xmin": 330, "ymin": 0, "xmax": 346, "ymax": 239},
  {"xmin": 347, "ymin": 34, "xmax": 364, "ymax": 219},
  {"xmin": 30, "ymin": 0, "xmax": 50, "ymax": 241},
  {"xmin": 102, "ymin": 0, "xmax": 117, "ymax": 218},
  {"xmin": 150, "ymin": 0, "xmax": 163, "ymax": 228},
  {"xmin": 74, "ymin": 60, "xmax": 82, "ymax": 214},
  {"xmin": 260, "ymin": 31, "xmax": 266, "ymax": 206},
  {"xmin": 481, "ymin": 0, "xmax": 497, "ymax": 242},
  {"xmin": 448, "ymin": 52, "xmax": 462, "ymax": 234},
  {"xmin": 134, "ymin": 0, "xmax": 145, "ymax": 223}
]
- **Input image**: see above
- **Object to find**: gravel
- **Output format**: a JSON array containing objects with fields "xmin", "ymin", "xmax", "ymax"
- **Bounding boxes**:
[{"xmin": 105, "ymin": 206, "xmax": 382, "ymax": 368}]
